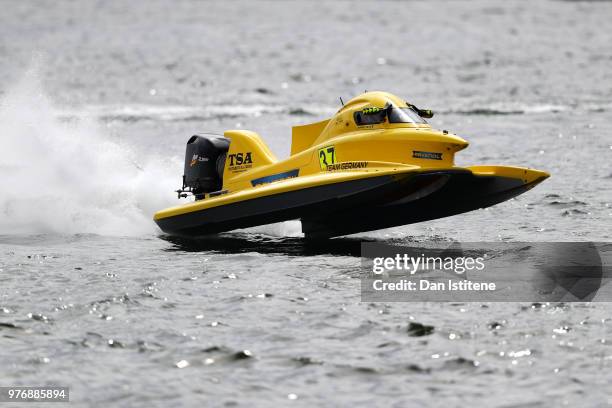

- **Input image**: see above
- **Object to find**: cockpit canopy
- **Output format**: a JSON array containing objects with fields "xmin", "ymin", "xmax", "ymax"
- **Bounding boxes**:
[
  {"xmin": 291, "ymin": 92, "xmax": 436, "ymax": 155},
  {"xmin": 353, "ymin": 103, "xmax": 430, "ymax": 127}
]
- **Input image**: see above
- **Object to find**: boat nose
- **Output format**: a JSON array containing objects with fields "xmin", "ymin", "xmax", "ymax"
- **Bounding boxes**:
[
  {"xmin": 444, "ymin": 132, "xmax": 469, "ymax": 152},
  {"xmin": 529, "ymin": 169, "xmax": 551, "ymax": 183}
]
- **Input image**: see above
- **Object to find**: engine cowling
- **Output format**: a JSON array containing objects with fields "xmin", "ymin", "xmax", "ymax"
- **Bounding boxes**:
[{"xmin": 181, "ymin": 134, "xmax": 230, "ymax": 199}]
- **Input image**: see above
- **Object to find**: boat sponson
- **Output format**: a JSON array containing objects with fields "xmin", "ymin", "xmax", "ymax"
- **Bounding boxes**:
[
  {"xmin": 301, "ymin": 171, "xmax": 547, "ymax": 238},
  {"xmin": 154, "ymin": 171, "xmax": 451, "ymax": 237}
]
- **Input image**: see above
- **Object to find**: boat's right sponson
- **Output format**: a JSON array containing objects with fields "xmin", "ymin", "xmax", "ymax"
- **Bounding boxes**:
[{"xmin": 301, "ymin": 169, "xmax": 549, "ymax": 238}]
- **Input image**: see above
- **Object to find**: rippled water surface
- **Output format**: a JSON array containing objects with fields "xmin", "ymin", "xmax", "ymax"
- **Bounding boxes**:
[{"xmin": 1, "ymin": 1, "xmax": 612, "ymax": 406}]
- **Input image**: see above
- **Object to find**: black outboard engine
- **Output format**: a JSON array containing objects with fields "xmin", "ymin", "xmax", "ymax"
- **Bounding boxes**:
[{"xmin": 178, "ymin": 134, "xmax": 230, "ymax": 200}]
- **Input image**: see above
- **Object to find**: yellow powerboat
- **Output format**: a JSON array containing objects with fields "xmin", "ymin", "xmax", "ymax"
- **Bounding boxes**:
[{"xmin": 154, "ymin": 91, "xmax": 549, "ymax": 238}]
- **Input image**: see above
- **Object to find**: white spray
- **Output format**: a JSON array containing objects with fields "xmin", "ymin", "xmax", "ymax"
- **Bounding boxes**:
[{"xmin": 0, "ymin": 66, "xmax": 180, "ymax": 236}]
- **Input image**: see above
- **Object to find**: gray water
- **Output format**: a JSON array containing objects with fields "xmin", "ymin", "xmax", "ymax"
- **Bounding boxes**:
[{"xmin": 1, "ymin": 1, "xmax": 612, "ymax": 406}]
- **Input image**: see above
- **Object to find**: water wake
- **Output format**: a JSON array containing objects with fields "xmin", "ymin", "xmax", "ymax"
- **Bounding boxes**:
[
  {"xmin": 237, "ymin": 220, "xmax": 304, "ymax": 238},
  {"xmin": 0, "ymin": 67, "xmax": 180, "ymax": 236}
]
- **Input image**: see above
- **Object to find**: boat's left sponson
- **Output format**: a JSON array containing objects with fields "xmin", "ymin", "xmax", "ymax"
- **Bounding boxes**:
[{"xmin": 154, "ymin": 170, "xmax": 451, "ymax": 237}]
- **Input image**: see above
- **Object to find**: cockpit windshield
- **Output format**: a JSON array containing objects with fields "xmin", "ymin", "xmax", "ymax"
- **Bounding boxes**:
[
  {"xmin": 354, "ymin": 104, "xmax": 429, "ymax": 126},
  {"xmin": 387, "ymin": 107, "xmax": 428, "ymax": 124}
]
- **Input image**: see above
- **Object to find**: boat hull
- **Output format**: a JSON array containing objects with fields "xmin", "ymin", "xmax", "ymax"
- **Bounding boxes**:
[{"xmin": 155, "ymin": 166, "xmax": 548, "ymax": 238}]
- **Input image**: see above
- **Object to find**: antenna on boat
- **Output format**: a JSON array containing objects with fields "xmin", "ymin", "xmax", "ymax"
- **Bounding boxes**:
[{"xmin": 339, "ymin": 97, "xmax": 344, "ymax": 106}]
